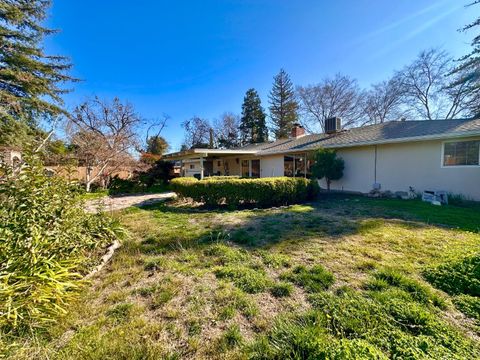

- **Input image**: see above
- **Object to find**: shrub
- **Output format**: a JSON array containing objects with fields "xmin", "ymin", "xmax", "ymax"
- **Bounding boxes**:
[
  {"xmin": 311, "ymin": 148, "xmax": 344, "ymax": 191},
  {"xmin": 0, "ymin": 154, "xmax": 124, "ymax": 332},
  {"xmin": 170, "ymin": 176, "xmax": 318, "ymax": 208},
  {"xmin": 108, "ymin": 176, "xmax": 146, "ymax": 195},
  {"xmin": 281, "ymin": 265, "xmax": 334, "ymax": 293}
]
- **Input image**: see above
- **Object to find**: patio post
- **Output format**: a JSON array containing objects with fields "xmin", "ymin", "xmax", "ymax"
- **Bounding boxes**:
[
  {"xmin": 200, "ymin": 156, "xmax": 204, "ymax": 180},
  {"xmin": 304, "ymin": 153, "xmax": 307, "ymax": 178}
]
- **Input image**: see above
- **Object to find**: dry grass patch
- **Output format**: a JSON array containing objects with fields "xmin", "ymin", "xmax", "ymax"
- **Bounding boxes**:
[{"xmin": 5, "ymin": 197, "xmax": 480, "ymax": 359}]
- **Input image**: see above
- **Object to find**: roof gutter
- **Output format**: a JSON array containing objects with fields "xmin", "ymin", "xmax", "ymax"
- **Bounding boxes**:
[{"xmin": 163, "ymin": 148, "xmax": 258, "ymax": 160}]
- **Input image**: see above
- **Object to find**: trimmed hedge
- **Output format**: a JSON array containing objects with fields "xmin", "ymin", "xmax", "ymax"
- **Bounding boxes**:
[{"xmin": 170, "ymin": 176, "xmax": 319, "ymax": 208}]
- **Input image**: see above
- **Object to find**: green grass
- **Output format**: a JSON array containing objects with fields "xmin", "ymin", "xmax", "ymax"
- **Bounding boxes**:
[
  {"xmin": 79, "ymin": 189, "xmax": 109, "ymax": 200},
  {"xmin": 4, "ymin": 196, "xmax": 480, "ymax": 359},
  {"xmin": 270, "ymin": 282, "xmax": 294, "ymax": 298},
  {"xmin": 281, "ymin": 265, "xmax": 334, "ymax": 293},
  {"xmin": 214, "ymin": 265, "xmax": 271, "ymax": 294}
]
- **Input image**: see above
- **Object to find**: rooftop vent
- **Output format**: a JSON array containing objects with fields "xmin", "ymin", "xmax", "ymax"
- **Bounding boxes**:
[{"xmin": 325, "ymin": 117, "xmax": 341, "ymax": 134}]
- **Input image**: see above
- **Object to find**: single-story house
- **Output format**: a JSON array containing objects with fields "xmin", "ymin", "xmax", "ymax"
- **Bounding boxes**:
[{"xmin": 163, "ymin": 118, "xmax": 480, "ymax": 200}]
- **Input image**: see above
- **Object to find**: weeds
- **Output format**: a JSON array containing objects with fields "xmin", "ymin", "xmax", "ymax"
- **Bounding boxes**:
[
  {"xmin": 281, "ymin": 265, "xmax": 334, "ymax": 293},
  {"xmin": 214, "ymin": 265, "xmax": 271, "ymax": 294}
]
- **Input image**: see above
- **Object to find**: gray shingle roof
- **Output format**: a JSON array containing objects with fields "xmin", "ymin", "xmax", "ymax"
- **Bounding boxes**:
[
  {"xmin": 252, "ymin": 119, "xmax": 480, "ymax": 155},
  {"xmin": 164, "ymin": 119, "xmax": 480, "ymax": 159}
]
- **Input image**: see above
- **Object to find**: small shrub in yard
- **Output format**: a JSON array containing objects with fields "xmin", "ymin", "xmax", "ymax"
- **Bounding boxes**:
[
  {"xmin": 281, "ymin": 265, "xmax": 334, "ymax": 293},
  {"xmin": 170, "ymin": 176, "xmax": 319, "ymax": 208},
  {"xmin": 0, "ymin": 154, "xmax": 124, "ymax": 333}
]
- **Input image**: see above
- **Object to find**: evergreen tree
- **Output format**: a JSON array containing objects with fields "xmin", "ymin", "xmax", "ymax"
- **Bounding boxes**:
[
  {"xmin": 451, "ymin": 1, "xmax": 479, "ymax": 117},
  {"xmin": 239, "ymin": 88, "xmax": 268, "ymax": 144},
  {"xmin": 268, "ymin": 69, "xmax": 298, "ymax": 139},
  {"xmin": 0, "ymin": 0, "xmax": 74, "ymax": 146}
]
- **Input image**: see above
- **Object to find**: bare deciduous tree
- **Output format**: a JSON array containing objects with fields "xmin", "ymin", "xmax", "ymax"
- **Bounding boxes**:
[
  {"xmin": 181, "ymin": 116, "xmax": 212, "ymax": 149},
  {"xmin": 297, "ymin": 74, "xmax": 365, "ymax": 133},
  {"xmin": 213, "ymin": 112, "xmax": 240, "ymax": 148},
  {"xmin": 396, "ymin": 48, "xmax": 471, "ymax": 120},
  {"xmin": 363, "ymin": 78, "xmax": 407, "ymax": 124},
  {"xmin": 68, "ymin": 97, "xmax": 141, "ymax": 191}
]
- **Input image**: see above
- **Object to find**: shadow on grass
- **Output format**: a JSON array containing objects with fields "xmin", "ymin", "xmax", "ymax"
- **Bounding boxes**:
[{"xmin": 130, "ymin": 194, "xmax": 463, "ymax": 256}]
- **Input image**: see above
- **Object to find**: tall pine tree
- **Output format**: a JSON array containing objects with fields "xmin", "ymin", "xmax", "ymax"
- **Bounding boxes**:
[
  {"xmin": 451, "ymin": 1, "xmax": 479, "ymax": 117},
  {"xmin": 0, "ymin": 0, "xmax": 74, "ymax": 146},
  {"xmin": 268, "ymin": 69, "xmax": 298, "ymax": 139},
  {"xmin": 239, "ymin": 88, "xmax": 268, "ymax": 144}
]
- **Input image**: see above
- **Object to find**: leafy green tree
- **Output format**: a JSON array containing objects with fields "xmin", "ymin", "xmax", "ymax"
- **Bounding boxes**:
[
  {"xmin": 239, "ymin": 89, "xmax": 268, "ymax": 144},
  {"xmin": 312, "ymin": 148, "xmax": 344, "ymax": 191},
  {"xmin": 269, "ymin": 69, "xmax": 299, "ymax": 139},
  {"xmin": 146, "ymin": 136, "xmax": 169, "ymax": 155},
  {"xmin": 0, "ymin": 0, "xmax": 74, "ymax": 147},
  {"xmin": 451, "ymin": 1, "xmax": 480, "ymax": 117}
]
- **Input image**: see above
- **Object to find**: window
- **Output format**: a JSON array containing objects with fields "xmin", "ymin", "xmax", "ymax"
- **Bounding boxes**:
[
  {"xmin": 190, "ymin": 164, "xmax": 195, "ymax": 170},
  {"xmin": 284, "ymin": 154, "xmax": 310, "ymax": 177},
  {"xmin": 443, "ymin": 141, "xmax": 479, "ymax": 166},
  {"xmin": 251, "ymin": 159, "xmax": 260, "ymax": 178},
  {"xmin": 284, "ymin": 156, "xmax": 294, "ymax": 176},
  {"xmin": 217, "ymin": 160, "xmax": 221, "ymax": 166},
  {"xmin": 241, "ymin": 160, "xmax": 249, "ymax": 177}
]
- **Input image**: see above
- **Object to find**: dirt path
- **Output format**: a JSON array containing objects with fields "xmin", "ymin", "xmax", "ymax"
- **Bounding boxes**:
[{"xmin": 85, "ymin": 192, "xmax": 176, "ymax": 213}]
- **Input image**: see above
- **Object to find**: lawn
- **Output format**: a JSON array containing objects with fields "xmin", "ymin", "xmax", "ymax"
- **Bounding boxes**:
[{"xmin": 7, "ymin": 195, "xmax": 480, "ymax": 359}]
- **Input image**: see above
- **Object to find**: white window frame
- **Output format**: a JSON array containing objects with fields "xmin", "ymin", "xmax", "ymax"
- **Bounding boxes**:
[{"xmin": 441, "ymin": 140, "xmax": 480, "ymax": 168}]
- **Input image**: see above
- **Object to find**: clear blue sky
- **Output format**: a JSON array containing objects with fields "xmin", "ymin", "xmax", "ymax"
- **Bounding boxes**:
[{"xmin": 44, "ymin": 0, "xmax": 476, "ymax": 151}]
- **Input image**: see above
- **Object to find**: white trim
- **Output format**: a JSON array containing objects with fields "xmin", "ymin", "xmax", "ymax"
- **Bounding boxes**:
[{"xmin": 440, "ymin": 139, "xmax": 480, "ymax": 168}]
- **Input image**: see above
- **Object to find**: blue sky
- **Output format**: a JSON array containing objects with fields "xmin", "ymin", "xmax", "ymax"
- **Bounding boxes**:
[{"xmin": 45, "ymin": 0, "xmax": 476, "ymax": 151}]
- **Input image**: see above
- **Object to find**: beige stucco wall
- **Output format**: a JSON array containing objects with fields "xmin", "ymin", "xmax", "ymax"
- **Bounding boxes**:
[
  {"xmin": 178, "ymin": 138, "xmax": 480, "ymax": 200},
  {"xmin": 325, "ymin": 137, "xmax": 480, "ymax": 200}
]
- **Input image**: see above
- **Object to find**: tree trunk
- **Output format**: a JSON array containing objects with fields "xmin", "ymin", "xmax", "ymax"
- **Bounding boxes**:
[
  {"xmin": 327, "ymin": 179, "xmax": 331, "ymax": 191},
  {"xmin": 86, "ymin": 167, "xmax": 92, "ymax": 192}
]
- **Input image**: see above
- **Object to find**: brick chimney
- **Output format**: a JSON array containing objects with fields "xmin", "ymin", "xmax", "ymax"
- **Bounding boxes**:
[{"xmin": 291, "ymin": 123, "xmax": 306, "ymax": 138}]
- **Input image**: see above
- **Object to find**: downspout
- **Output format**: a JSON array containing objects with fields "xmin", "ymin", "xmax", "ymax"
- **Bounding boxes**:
[{"xmin": 374, "ymin": 145, "xmax": 377, "ymax": 184}]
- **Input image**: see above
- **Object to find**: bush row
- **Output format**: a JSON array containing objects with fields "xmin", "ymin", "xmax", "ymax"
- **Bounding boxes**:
[{"xmin": 170, "ymin": 176, "xmax": 319, "ymax": 208}]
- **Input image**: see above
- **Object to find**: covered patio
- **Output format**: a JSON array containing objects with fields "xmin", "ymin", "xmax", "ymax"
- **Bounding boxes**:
[{"xmin": 163, "ymin": 148, "xmax": 260, "ymax": 179}]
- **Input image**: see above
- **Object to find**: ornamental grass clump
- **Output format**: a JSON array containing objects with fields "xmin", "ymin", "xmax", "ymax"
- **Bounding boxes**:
[{"xmin": 0, "ymin": 154, "xmax": 124, "ymax": 333}]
